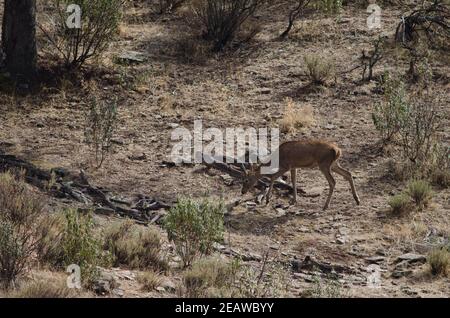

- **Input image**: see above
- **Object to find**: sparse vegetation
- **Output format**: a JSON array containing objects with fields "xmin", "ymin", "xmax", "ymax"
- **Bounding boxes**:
[
  {"xmin": 279, "ymin": 98, "xmax": 314, "ymax": 133},
  {"xmin": 406, "ymin": 180, "xmax": 433, "ymax": 207},
  {"xmin": 0, "ymin": 172, "xmax": 47, "ymax": 289},
  {"xmin": 104, "ymin": 220, "xmax": 168, "ymax": 272},
  {"xmin": 84, "ymin": 96, "xmax": 119, "ymax": 168},
  {"xmin": 372, "ymin": 73, "xmax": 408, "ymax": 143},
  {"xmin": 9, "ymin": 276, "xmax": 74, "ymax": 298},
  {"xmin": 164, "ymin": 198, "xmax": 225, "ymax": 267},
  {"xmin": 427, "ymin": 247, "xmax": 449, "ymax": 277},
  {"xmin": 138, "ymin": 271, "xmax": 164, "ymax": 292},
  {"xmin": 41, "ymin": 0, "xmax": 123, "ymax": 68},
  {"xmin": 182, "ymin": 256, "xmax": 238, "ymax": 297},
  {"xmin": 191, "ymin": 0, "xmax": 260, "ymax": 51},
  {"xmin": 61, "ymin": 209, "xmax": 108, "ymax": 287},
  {"xmin": 388, "ymin": 193, "xmax": 411, "ymax": 215},
  {"xmin": 304, "ymin": 55, "xmax": 335, "ymax": 85}
]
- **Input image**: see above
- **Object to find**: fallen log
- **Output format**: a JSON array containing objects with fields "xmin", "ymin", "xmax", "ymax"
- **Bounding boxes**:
[{"xmin": 0, "ymin": 153, "xmax": 170, "ymax": 223}]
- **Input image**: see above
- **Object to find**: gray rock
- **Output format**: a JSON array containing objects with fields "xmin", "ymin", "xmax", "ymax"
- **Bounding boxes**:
[
  {"xmin": 116, "ymin": 51, "xmax": 147, "ymax": 64},
  {"xmin": 395, "ymin": 253, "xmax": 426, "ymax": 264},
  {"xmin": 366, "ymin": 256, "xmax": 385, "ymax": 264},
  {"xmin": 161, "ymin": 279, "xmax": 177, "ymax": 293}
]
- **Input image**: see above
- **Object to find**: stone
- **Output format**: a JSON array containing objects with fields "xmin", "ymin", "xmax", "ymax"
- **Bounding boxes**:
[
  {"xmin": 366, "ymin": 256, "xmax": 385, "ymax": 264},
  {"xmin": 161, "ymin": 279, "xmax": 177, "ymax": 293},
  {"xmin": 392, "ymin": 269, "xmax": 413, "ymax": 279},
  {"xmin": 113, "ymin": 288, "xmax": 124, "ymax": 297},
  {"xmin": 116, "ymin": 51, "xmax": 147, "ymax": 64},
  {"xmin": 167, "ymin": 123, "xmax": 180, "ymax": 129},
  {"xmin": 395, "ymin": 253, "xmax": 426, "ymax": 264}
]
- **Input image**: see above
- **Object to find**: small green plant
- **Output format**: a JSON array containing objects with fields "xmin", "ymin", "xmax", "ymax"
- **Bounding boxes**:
[
  {"xmin": 61, "ymin": 209, "xmax": 108, "ymax": 287},
  {"xmin": 406, "ymin": 180, "xmax": 433, "ymax": 207},
  {"xmin": 304, "ymin": 55, "xmax": 335, "ymax": 85},
  {"xmin": 427, "ymin": 248, "xmax": 449, "ymax": 277},
  {"xmin": 104, "ymin": 220, "xmax": 168, "ymax": 271},
  {"xmin": 84, "ymin": 96, "xmax": 118, "ymax": 168},
  {"xmin": 388, "ymin": 193, "xmax": 411, "ymax": 215},
  {"xmin": 164, "ymin": 198, "xmax": 225, "ymax": 267}
]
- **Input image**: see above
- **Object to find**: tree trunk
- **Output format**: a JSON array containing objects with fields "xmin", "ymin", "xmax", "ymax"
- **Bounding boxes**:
[{"xmin": 2, "ymin": 0, "xmax": 37, "ymax": 82}]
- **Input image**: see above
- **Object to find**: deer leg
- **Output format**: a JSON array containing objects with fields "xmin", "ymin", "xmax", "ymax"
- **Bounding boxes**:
[
  {"xmin": 319, "ymin": 163, "xmax": 336, "ymax": 211},
  {"xmin": 331, "ymin": 163, "xmax": 361, "ymax": 205},
  {"xmin": 290, "ymin": 168, "xmax": 297, "ymax": 204},
  {"xmin": 266, "ymin": 169, "xmax": 288, "ymax": 205}
]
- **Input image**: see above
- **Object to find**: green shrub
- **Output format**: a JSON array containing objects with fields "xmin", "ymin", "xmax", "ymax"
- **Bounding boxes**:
[
  {"xmin": 372, "ymin": 73, "xmax": 409, "ymax": 142},
  {"xmin": 182, "ymin": 256, "xmax": 238, "ymax": 297},
  {"xmin": 0, "ymin": 172, "xmax": 47, "ymax": 289},
  {"xmin": 427, "ymin": 248, "xmax": 449, "ymax": 277},
  {"xmin": 104, "ymin": 220, "xmax": 168, "ymax": 271},
  {"xmin": 388, "ymin": 193, "xmax": 411, "ymax": 215},
  {"xmin": 164, "ymin": 198, "xmax": 225, "ymax": 267},
  {"xmin": 42, "ymin": 0, "xmax": 123, "ymax": 68},
  {"xmin": 304, "ymin": 55, "xmax": 335, "ymax": 85},
  {"xmin": 61, "ymin": 209, "xmax": 108, "ymax": 287},
  {"xmin": 407, "ymin": 180, "xmax": 433, "ymax": 207}
]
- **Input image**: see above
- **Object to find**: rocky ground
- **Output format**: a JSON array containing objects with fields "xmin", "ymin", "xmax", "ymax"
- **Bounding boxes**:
[{"xmin": 0, "ymin": 1, "xmax": 449, "ymax": 297}]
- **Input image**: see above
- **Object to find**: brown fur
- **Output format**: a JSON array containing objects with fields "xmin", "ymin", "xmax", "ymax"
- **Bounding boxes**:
[{"xmin": 242, "ymin": 140, "xmax": 360, "ymax": 210}]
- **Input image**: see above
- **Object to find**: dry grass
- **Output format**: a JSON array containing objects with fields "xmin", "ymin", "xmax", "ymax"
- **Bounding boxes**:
[
  {"xmin": 137, "ymin": 271, "xmax": 163, "ymax": 292},
  {"xmin": 427, "ymin": 248, "xmax": 449, "ymax": 277},
  {"xmin": 6, "ymin": 272, "xmax": 75, "ymax": 298},
  {"xmin": 182, "ymin": 256, "xmax": 236, "ymax": 298},
  {"xmin": 104, "ymin": 220, "xmax": 168, "ymax": 271},
  {"xmin": 279, "ymin": 98, "xmax": 314, "ymax": 134}
]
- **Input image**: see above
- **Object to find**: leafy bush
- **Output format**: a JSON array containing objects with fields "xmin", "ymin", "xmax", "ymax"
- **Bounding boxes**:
[
  {"xmin": 388, "ymin": 193, "xmax": 411, "ymax": 215},
  {"xmin": 398, "ymin": 98, "xmax": 440, "ymax": 164},
  {"xmin": 372, "ymin": 73, "xmax": 409, "ymax": 142},
  {"xmin": 406, "ymin": 180, "xmax": 433, "ymax": 207},
  {"xmin": 84, "ymin": 96, "xmax": 118, "ymax": 168},
  {"xmin": 41, "ymin": 0, "xmax": 123, "ymax": 68},
  {"xmin": 304, "ymin": 55, "xmax": 335, "ymax": 85},
  {"xmin": 104, "ymin": 220, "xmax": 168, "ymax": 271},
  {"xmin": 0, "ymin": 172, "xmax": 47, "ymax": 289},
  {"xmin": 164, "ymin": 198, "xmax": 225, "ymax": 267},
  {"xmin": 427, "ymin": 247, "xmax": 449, "ymax": 277},
  {"xmin": 192, "ymin": 0, "xmax": 260, "ymax": 51},
  {"xmin": 182, "ymin": 256, "xmax": 238, "ymax": 297},
  {"xmin": 61, "ymin": 209, "xmax": 108, "ymax": 287}
]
